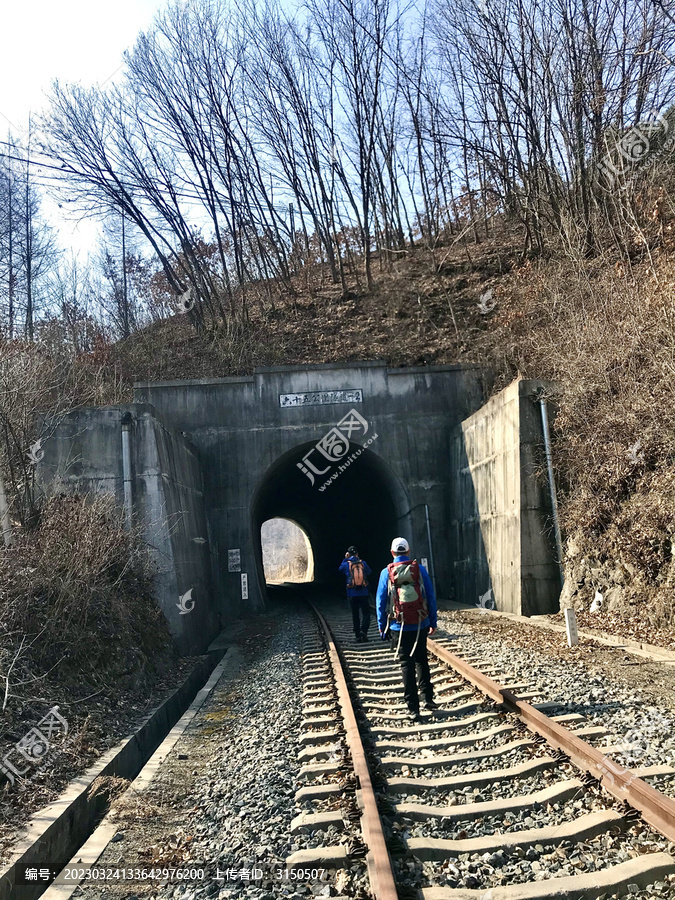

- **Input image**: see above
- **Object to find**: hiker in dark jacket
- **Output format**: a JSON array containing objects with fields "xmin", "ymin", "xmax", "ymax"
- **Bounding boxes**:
[
  {"xmin": 339, "ymin": 546, "xmax": 372, "ymax": 643},
  {"xmin": 376, "ymin": 537, "xmax": 438, "ymax": 722}
]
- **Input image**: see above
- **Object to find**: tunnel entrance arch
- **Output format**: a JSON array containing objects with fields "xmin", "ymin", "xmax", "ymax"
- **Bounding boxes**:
[{"xmin": 251, "ymin": 441, "xmax": 411, "ymax": 605}]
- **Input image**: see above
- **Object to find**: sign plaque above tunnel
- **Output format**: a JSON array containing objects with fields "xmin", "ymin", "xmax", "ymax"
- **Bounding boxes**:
[{"xmin": 279, "ymin": 389, "xmax": 363, "ymax": 408}]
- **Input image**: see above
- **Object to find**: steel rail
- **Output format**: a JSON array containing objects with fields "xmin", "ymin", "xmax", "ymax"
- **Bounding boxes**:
[
  {"xmin": 310, "ymin": 605, "xmax": 399, "ymax": 900},
  {"xmin": 429, "ymin": 638, "xmax": 675, "ymax": 843}
]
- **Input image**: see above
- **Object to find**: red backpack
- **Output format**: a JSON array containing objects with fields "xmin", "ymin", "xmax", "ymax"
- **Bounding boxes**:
[
  {"xmin": 348, "ymin": 559, "xmax": 368, "ymax": 589},
  {"xmin": 387, "ymin": 559, "xmax": 427, "ymax": 625}
]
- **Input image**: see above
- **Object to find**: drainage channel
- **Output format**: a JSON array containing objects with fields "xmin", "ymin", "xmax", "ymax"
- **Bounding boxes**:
[{"xmin": 2, "ymin": 647, "xmax": 231, "ymax": 900}]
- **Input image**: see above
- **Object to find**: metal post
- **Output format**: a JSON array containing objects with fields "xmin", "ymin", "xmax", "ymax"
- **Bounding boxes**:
[
  {"xmin": 424, "ymin": 503, "xmax": 437, "ymax": 598},
  {"xmin": 0, "ymin": 472, "xmax": 12, "ymax": 547},
  {"xmin": 396, "ymin": 501, "xmax": 439, "ymax": 597},
  {"xmin": 538, "ymin": 397, "xmax": 564, "ymax": 588},
  {"xmin": 121, "ymin": 412, "xmax": 133, "ymax": 529}
]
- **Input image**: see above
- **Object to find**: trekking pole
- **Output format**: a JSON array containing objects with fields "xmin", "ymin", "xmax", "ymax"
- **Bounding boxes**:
[{"xmin": 395, "ymin": 624, "xmax": 404, "ymax": 657}]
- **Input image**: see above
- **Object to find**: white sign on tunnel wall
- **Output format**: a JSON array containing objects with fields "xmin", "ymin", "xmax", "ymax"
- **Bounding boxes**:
[
  {"xmin": 241, "ymin": 573, "xmax": 249, "ymax": 599},
  {"xmin": 279, "ymin": 389, "xmax": 363, "ymax": 408},
  {"xmin": 228, "ymin": 549, "xmax": 241, "ymax": 572},
  {"xmin": 297, "ymin": 407, "xmax": 379, "ymax": 491}
]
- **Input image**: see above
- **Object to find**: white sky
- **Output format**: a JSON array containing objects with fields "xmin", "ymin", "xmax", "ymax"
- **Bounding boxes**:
[{"xmin": 0, "ymin": 0, "xmax": 166, "ymax": 255}]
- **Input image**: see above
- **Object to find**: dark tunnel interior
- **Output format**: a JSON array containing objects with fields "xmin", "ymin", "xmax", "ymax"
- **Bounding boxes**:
[{"xmin": 251, "ymin": 442, "xmax": 411, "ymax": 603}]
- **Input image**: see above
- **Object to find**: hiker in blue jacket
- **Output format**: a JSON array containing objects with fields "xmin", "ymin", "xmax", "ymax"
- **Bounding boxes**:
[
  {"xmin": 339, "ymin": 546, "xmax": 372, "ymax": 643},
  {"xmin": 376, "ymin": 537, "xmax": 438, "ymax": 721}
]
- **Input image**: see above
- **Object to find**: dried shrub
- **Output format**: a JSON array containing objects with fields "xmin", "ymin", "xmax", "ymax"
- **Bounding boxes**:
[
  {"xmin": 0, "ymin": 493, "xmax": 174, "ymax": 717},
  {"xmin": 490, "ymin": 248, "xmax": 675, "ymax": 625},
  {"xmin": 0, "ymin": 341, "xmax": 128, "ymax": 529}
]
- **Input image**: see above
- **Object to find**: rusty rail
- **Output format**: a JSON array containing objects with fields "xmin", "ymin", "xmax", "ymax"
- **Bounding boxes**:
[
  {"xmin": 429, "ymin": 638, "xmax": 675, "ymax": 843},
  {"xmin": 310, "ymin": 606, "xmax": 399, "ymax": 900}
]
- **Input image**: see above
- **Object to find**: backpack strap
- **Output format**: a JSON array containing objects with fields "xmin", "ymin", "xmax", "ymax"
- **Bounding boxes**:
[
  {"xmin": 387, "ymin": 563, "xmax": 399, "ymax": 621},
  {"xmin": 389, "ymin": 560, "xmax": 408, "ymax": 585}
]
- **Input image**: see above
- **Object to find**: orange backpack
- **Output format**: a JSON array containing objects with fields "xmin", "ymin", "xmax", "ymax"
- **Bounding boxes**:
[{"xmin": 348, "ymin": 559, "xmax": 368, "ymax": 589}]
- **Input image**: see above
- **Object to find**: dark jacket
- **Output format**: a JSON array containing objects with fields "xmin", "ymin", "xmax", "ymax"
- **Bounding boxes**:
[
  {"xmin": 376, "ymin": 555, "xmax": 437, "ymax": 632},
  {"xmin": 339, "ymin": 555, "xmax": 372, "ymax": 598}
]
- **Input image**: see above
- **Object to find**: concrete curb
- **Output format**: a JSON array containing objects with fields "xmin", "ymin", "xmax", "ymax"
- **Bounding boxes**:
[
  {"xmin": 440, "ymin": 601, "xmax": 675, "ymax": 664},
  {"xmin": 3, "ymin": 649, "xmax": 226, "ymax": 900}
]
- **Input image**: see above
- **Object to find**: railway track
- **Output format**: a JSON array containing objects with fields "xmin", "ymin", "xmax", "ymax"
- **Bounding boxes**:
[{"xmin": 294, "ymin": 604, "xmax": 675, "ymax": 900}]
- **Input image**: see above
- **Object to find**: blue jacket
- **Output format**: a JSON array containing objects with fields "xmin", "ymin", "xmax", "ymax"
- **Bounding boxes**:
[
  {"xmin": 339, "ymin": 556, "xmax": 372, "ymax": 597},
  {"xmin": 376, "ymin": 556, "xmax": 437, "ymax": 632}
]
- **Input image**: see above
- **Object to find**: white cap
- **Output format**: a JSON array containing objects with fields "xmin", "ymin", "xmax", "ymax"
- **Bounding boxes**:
[{"xmin": 391, "ymin": 537, "xmax": 409, "ymax": 554}]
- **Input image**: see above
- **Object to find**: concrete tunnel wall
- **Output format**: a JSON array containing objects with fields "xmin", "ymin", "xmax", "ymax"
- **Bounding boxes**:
[
  {"xmin": 37, "ymin": 404, "xmax": 219, "ymax": 654},
  {"xmin": 449, "ymin": 378, "xmax": 561, "ymax": 615},
  {"xmin": 133, "ymin": 360, "xmax": 487, "ymax": 623}
]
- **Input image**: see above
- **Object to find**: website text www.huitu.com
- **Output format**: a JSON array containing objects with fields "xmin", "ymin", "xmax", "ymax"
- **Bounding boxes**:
[{"xmin": 318, "ymin": 433, "xmax": 379, "ymax": 492}]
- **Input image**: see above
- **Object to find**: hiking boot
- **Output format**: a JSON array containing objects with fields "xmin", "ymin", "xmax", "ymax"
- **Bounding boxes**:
[
  {"xmin": 360, "ymin": 632, "xmax": 369, "ymax": 642},
  {"xmin": 354, "ymin": 634, "xmax": 363, "ymax": 643},
  {"xmin": 424, "ymin": 699, "xmax": 439, "ymax": 711}
]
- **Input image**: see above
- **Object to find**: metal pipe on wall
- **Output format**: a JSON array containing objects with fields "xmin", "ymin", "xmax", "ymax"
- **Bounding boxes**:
[
  {"xmin": 121, "ymin": 412, "xmax": 133, "ymax": 529},
  {"xmin": 424, "ymin": 503, "xmax": 437, "ymax": 598},
  {"xmin": 538, "ymin": 396, "xmax": 564, "ymax": 588},
  {"xmin": 0, "ymin": 472, "xmax": 12, "ymax": 547},
  {"xmin": 396, "ymin": 501, "xmax": 437, "ymax": 597}
]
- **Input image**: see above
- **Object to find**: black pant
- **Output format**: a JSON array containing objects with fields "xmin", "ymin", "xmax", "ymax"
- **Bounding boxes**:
[
  {"xmin": 395, "ymin": 626, "xmax": 432, "ymax": 713},
  {"xmin": 349, "ymin": 595, "xmax": 371, "ymax": 637}
]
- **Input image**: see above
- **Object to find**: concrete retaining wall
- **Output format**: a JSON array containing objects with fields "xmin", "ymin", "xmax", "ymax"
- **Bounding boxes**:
[
  {"xmin": 38, "ymin": 405, "xmax": 218, "ymax": 654},
  {"xmin": 0, "ymin": 651, "xmax": 222, "ymax": 900},
  {"xmin": 449, "ymin": 378, "xmax": 561, "ymax": 615}
]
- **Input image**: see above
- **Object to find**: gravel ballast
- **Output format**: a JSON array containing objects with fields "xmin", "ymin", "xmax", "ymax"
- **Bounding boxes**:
[{"xmin": 392, "ymin": 610, "xmax": 675, "ymax": 898}]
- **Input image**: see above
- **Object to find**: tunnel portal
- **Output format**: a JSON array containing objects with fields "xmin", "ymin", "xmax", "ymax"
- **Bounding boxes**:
[{"xmin": 39, "ymin": 362, "xmax": 562, "ymax": 653}]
